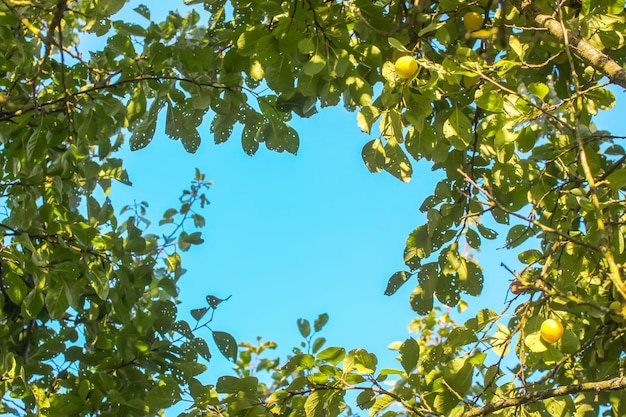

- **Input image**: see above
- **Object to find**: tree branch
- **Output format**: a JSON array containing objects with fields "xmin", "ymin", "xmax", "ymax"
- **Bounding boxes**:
[
  {"xmin": 456, "ymin": 169, "xmax": 601, "ymax": 252},
  {"xmin": 0, "ymin": 75, "xmax": 239, "ymax": 122},
  {"xmin": 511, "ymin": 0, "xmax": 626, "ymax": 89},
  {"xmin": 461, "ymin": 375, "xmax": 626, "ymax": 417}
]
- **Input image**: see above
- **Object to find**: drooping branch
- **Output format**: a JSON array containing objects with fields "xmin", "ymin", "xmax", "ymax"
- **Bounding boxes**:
[
  {"xmin": 511, "ymin": 0, "xmax": 626, "ymax": 89},
  {"xmin": 456, "ymin": 169, "xmax": 601, "ymax": 252},
  {"xmin": 461, "ymin": 375, "xmax": 626, "ymax": 417},
  {"xmin": 43, "ymin": 0, "xmax": 69, "ymax": 64},
  {"xmin": 0, "ymin": 75, "xmax": 238, "ymax": 122}
]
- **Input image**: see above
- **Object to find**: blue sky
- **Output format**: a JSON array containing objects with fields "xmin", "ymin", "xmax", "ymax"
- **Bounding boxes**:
[
  {"xmin": 99, "ymin": 1, "xmax": 626, "ymax": 411},
  {"xmin": 115, "ymin": 102, "xmax": 439, "ymax": 373}
]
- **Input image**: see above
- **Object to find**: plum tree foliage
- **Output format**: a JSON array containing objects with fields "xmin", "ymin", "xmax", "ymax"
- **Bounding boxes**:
[{"xmin": 1, "ymin": 0, "xmax": 626, "ymax": 415}]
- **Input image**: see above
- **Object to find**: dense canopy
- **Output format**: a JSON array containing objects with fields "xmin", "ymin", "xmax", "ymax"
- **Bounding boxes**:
[{"xmin": 1, "ymin": 0, "xmax": 626, "ymax": 415}]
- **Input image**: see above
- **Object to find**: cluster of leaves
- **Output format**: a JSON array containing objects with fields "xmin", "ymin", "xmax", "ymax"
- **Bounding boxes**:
[
  {"xmin": 1, "ymin": 0, "xmax": 626, "ymax": 415},
  {"xmin": 184, "ymin": 307, "xmax": 626, "ymax": 417}
]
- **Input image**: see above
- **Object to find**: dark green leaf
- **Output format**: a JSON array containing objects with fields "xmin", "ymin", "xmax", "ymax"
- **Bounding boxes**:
[
  {"xmin": 399, "ymin": 338, "xmax": 419, "ymax": 374},
  {"xmin": 206, "ymin": 294, "xmax": 231, "ymax": 309},
  {"xmin": 311, "ymin": 337, "xmax": 326, "ymax": 353},
  {"xmin": 361, "ymin": 138, "xmax": 386, "ymax": 173},
  {"xmin": 383, "ymin": 138, "xmax": 412, "ymax": 182},
  {"xmin": 191, "ymin": 307, "xmax": 209, "ymax": 321},
  {"xmin": 212, "ymin": 331, "xmax": 238, "ymax": 362},
  {"xmin": 384, "ymin": 271, "xmax": 411, "ymax": 296},
  {"xmin": 216, "ymin": 376, "xmax": 258, "ymax": 394},
  {"xmin": 133, "ymin": 4, "xmax": 150, "ymax": 19},
  {"xmin": 313, "ymin": 313, "xmax": 329, "ymax": 332},
  {"xmin": 297, "ymin": 318, "xmax": 311, "ymax": 338}
]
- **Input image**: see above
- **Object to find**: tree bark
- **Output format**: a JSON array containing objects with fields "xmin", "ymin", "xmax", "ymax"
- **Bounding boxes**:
[
  {"xmin": 462, "ymin": 376, "xmax": 626, "ymax": 417},
  {"xmin": 511, "ymin": 0, "xmax": 626, "ymax": 89}
]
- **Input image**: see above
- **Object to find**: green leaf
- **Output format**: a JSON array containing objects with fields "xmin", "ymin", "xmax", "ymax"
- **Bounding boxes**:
[
  {"xmin": 189, "ymin": 337, "xmax": 212, "ymax": 361},
  {"xmin": 369, "ymin": 395, "xmax": 393, "ymax": 416},
  {"xmin": 212, "ymin": 331, "xmax": 238, "ymax": 362},
  {"xmin": 145, "ymin": 385, "xmax": 179, "ymax": 411},
  {"xmin": 362, "ymin": 138, "xmax": 386, "ymax": 173},
  {"xmin": 297, "ymin": 318, "xmax": 311, "ymax": 338},
  {"xmin": 303, "ymin": 54, "xmax": 326, "ymax": 76},
  {"xmin": 432, "ymin": 388, "xmax": 458, "ymax": 414},
  {"xmin": 607, "ymin": 169, "xmax": 626, "ymax": 191},
  {"xmin": 90, "ymin": 267, "xmax": 110, "ymax": 300},
  {"xmin": 460, "ymin": 261, "xmax": 483, "ymax": 296},
  {"xmin": 518, "ymin": 249, "xmax": 542, "ymax": 264},
  {"xmin": 313, "ymin": 313, "xmax": 329, "ymax": 332},
  {"xmin": 283, "ymin": 354, "xmax": 316, "ymax": 373},
  {"xmin": 164, "ymin": 101, "xmax": 202, "ymax": 153},
  {"xmin": 410, "ymin": 284, "xmax": 434, "ymax": 315},
  {"xmin": 4, "ymin": 272, "xmax": 28, "ymax": 305},
  {"xmin": 404, "ymin": 226, "xmax": 430, "ymax": 269},
  {"xmin": 388, "ymin": 37, "xmax": 410, "ymax": 52},
  {"xmin": 516, "ymin": 126, "xmax": 538, "ymax": 153},
  {"xmin": 45, "ymin": 284, "xmax": 69, "ymax": 319},
  {"xmin": 216, "ymin": 376, "xmax": 258, "ymax": 394},
  {"xmin": 442, "ymin": 108, "xmax": 472, "ymax": 150},
  {"xmin": 465, "ymin": 228, "xmax": 481, "ymax": 249},
  {"xmin": 357, "ymin": 106, "xmax": 381, "ymax": 134},
  {"xmin": 528, "ymin": 82, "xmax": 549, "ymax": 101},
  {"xmin": 585, "ymin": 88, "xmax": 624, "ymax": 110},
  {"xmin": 384, "ymin": 271, "xmax": 411, "ymax": 295},
  {"xmin": 166, "ymin": 253, "xmax": 181, "ymax": 272},
  {"xmin": 474, "ymin": 84, "xmax": 504, "ymax": 112},
  {"xmin": 258, "ymin": 118, "xmax": 300, "ymax": 154},
  {"xmin": 353, "ymin": 348, "xmax": 377, "ymax": 374},
  {"xmin": 506, "ymin": 224, "xmax": 533, "ymax": 248},
  {"xmin": 311, "ymin": 337, "xmax": 326, "ymax": 353},
  {"xmin": 379, "ymin": 108, "xmax": 404, "ymax": 141},
  {"xmin": 97, "ymin": 0, "xmax": 126, "ymax": 16},
  {"xmin": 383, "ymin": 138, "xmax": 412, "ymax": 182},
  {"xmin": 492, "ymin": 323, "xmax": 512, "ymax": 356},
  {"xmin": 126, "ymin": 86, "xmax": 147, "ymax": 124},
  {"xmin": 399, "ymin": 338, "xmax": 419, "ymax": 374},
  {"xmin": 130, "ymin": 97, "xmax": 165, "ymax": 151},
  {"xmin": 560, "ymin": 330, "xmax": 581, "ymax": 354},
  {"xmin": 22, "ymin": 288, "xmax": 44, "ymax": 320},
  {"xmin": 133, "ymin": 4, "xmax": 150, "ymax": 20},
  {"xmin": 191, "ymin": 307, "xmax": 209, "ymax": 321},
  {"xmin": 545, "ymin": 397, "xmax": 575, "ymax": 416},
  {"xmin": 317, "ymin": 347, "xmax": 346, "ymax": 365},
  {"xmin": 304, "ymin": 391, "xmax": 323, "ymax": 417},
  {"xmin": 443, "ymin": 357, "xmax": 473, "ymax": 396},
  {"xmin": 476, "ymin": 224, "xmax": 497, "ymax": 240},
  {"xmin": 206, "ymin": 294, "xmax": 231, "ymax": 309},
  {"xmin": 356, "ymin": 390, "xmax": 376, "ymax": 410}
]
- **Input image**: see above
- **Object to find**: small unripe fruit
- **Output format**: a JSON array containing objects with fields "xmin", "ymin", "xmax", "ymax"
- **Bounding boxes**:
[
  {"xmin": 609, "ymin": 301, "xmax": 625, "ymax": 323},
  {"xmin": 394, "ymin": 56, "xmax": 418, "ymax": 79},
  {"xmin": 463, "ymin": 75, "xmax": 480, "ymax": 88},
  {"xmin": 554, "ymin": 52, "xmax": 568, "ymax": 65},
  {"xmin": 540, "ymin": 319, "xmax": 564, "ymax": 344},
  {"xmin": 463, "ymin": 12, "xmax": 484, "ymax": 32}
]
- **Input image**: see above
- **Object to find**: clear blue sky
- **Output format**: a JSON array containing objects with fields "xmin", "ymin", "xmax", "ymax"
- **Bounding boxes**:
[{"xmin": 98, "ymin": 2, "xmax": 626, "ymax": 412}]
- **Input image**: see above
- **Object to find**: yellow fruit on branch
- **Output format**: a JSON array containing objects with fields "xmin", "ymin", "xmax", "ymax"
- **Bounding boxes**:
[
  {"xmin": 394, "ymin": 56, "xmax": 418, "ymax": 79},
  {"xmin": 540, "ymin": 318, "xmax": 564, "ymax": 344},
  {"xmin": 463, "ymin": 11, "xmax": 484, "ymax": 32}
]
